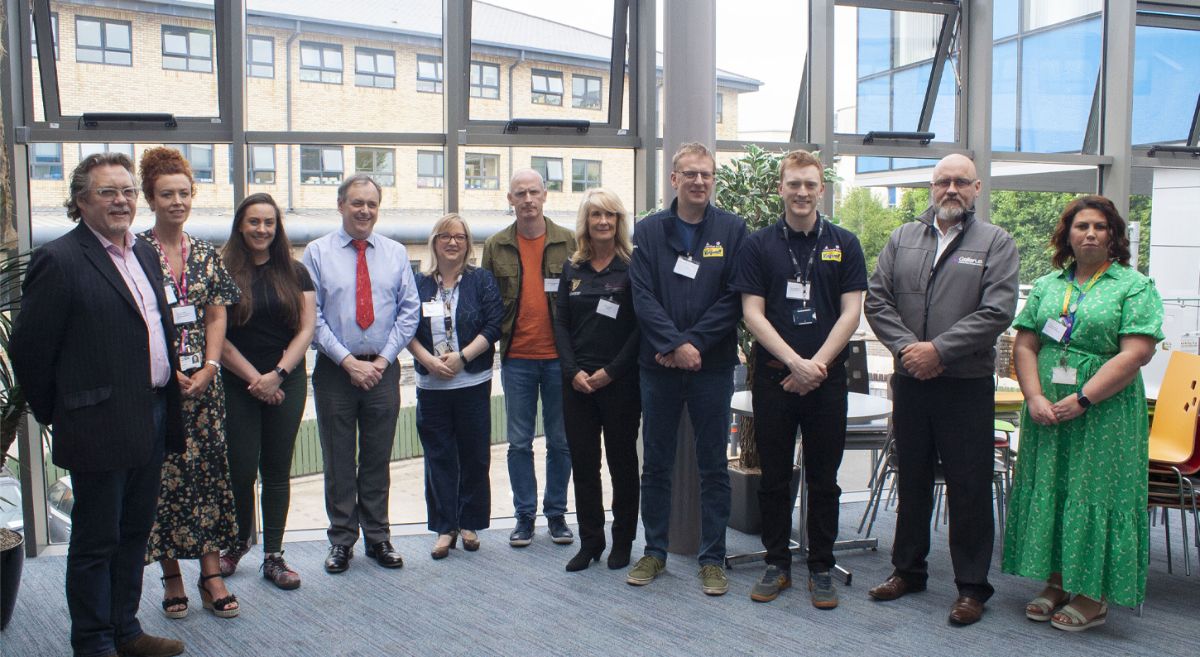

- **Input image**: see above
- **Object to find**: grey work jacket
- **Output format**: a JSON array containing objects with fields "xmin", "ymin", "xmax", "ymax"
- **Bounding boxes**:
[{"xmin": 865, "ymin": 207, "xmax": 1019, "ymax": 379}]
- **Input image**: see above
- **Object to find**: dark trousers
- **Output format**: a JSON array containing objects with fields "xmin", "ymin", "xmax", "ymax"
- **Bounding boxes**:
[
  {"xmin": 415, "ymin": 380, "xmax": 492, "ymax": 533},
  {"xmin": 67, "ymin": 394, "xmax": 166, "ymax": 657},
  {"xmin": 753, "ymin": 368, "xmax": 847, "ymax": 573},
  {"xmin": 312, "ymin": 354, "xmax": 401, "ymax": 547},
  {"xmin": 890, "ymin": 374, "xmax": 996, "ymax": 602},
  {"xmin": 563, "ymin": 376, "xmax": 642, "ymax": 551},
  {"xmin": 223, "ymin": 368, "xmax": 307, "ymax": 554}
]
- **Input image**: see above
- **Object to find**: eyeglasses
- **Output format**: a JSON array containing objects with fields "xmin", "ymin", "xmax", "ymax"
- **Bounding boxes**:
[
  {"xmin": 675, "ymin": 170, "xmax": 714, "ymax": 182},
  {"xmin": 932, "ymin": 177, "xmax": 976, "ymax": 189},
  {"xmin": 93, "ymin": 187, "xmax": 139, "ymax": 201},
  {"xmin": 436, "ymin": 233, "xmax": 468, "ymax": 243}
]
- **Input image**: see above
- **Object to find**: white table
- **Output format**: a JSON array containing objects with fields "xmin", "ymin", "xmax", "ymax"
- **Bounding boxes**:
[{"xmin": 725, "ymin": 391, "xmax": 893, "ymax": 584}]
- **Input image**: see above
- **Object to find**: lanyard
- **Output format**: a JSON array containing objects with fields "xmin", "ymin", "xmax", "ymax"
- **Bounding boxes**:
[
  {"xmin": 153, "ymin": 230, "xmax": 191, "ymax": 356},
  {"xmin": 435, "ymin": 272, "xmax": 460, "ymax": 346},
  {"xmin": 1059, "ymin": 260, "xmax": 1111, "ymax": 344},
  {"xmin": 782, "ymin": 217, "xmax": 823, "ymax": 284}
]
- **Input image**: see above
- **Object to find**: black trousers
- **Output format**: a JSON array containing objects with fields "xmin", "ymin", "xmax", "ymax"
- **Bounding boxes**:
[
  {"xmin": 753, "ymin": 367, "xmax": 847, "ymax": 573},
  {"xmin": 890, "ymin": 374, "xmax": 995, "ymax": 602},
  {"xmin": 562, "ymin": 377, "xmax": 641, "ymax": 551}
]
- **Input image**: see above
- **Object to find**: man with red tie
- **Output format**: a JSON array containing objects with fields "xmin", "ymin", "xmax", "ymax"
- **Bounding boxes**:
[{"xmin": 303, "ymin": 174, "xmax": 421, "ymax": 573}]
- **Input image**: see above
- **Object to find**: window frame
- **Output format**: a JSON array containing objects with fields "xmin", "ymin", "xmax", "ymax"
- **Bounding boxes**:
[
  {"xmin": 299, "ymin": 145, "xmax": 345, "ymax": 185},
  {"xmin": 79, "ymin": 143, "xmax": 134, "ymax": 160},
  {"xmin": 74, "ymin": 16, "xmax": 133, "ymax": 67},
  {"xmin": 470, "ymin": 61, "xmax": 500, "ymax": 99},
  {"xmin": 30, "ymin": 12, "xmax": 58, "ymax": 60},
  {"xmin": 417, "ymin": 150, "xmax": 445, "ymax": 188},
  {"xmin": 355, "ymin": 147, "xmax": 396, "ymax": 187},
  {"xmin": 30, "ymin": 143, "xmax": 63, "ymax": 180},
  {"xmin": 161, "ymin": 25, "xmax": 213, "ymax": 73},
  {"xmin": 716, "ymin": 92, "xmax": 724, "ymax": 124},
  {"xmin": 248, "ymin": 145, "xmax": 276, "ymax": 184},
  {"xmin": 531, "ymin": 69, "xmax": 565, "ymax": 106},
  {"xmin": 416, "ymin": 54, "xmax": 444, "ymax": 93},
  {"xmin": 246, "ymin": 35, "xmax": 274, "ymax": 79},
  {"xmin": 464, "ymin": 153, "xmax": 499, "ymax": 190},
  {"xmin": 355, "ymin": 47, "xmax": 396, "ymax": 90},
  {"xmin": 165, "ymin": 143, "xmax": 215, "ymax": 183},
  {"xmin": 531, "ymin": 156, "xmax": 564, "ymax": 191},
  {"xmin": 572, "ymin": 74, "xmax": 603, "ymax": 110},
  {"xmin": 299, "ymin": 41, "xmax": 343, "ymax": 85},
  {"xmin": 571, "ymin": 159, "xmax": 602, "ymax": 192}
]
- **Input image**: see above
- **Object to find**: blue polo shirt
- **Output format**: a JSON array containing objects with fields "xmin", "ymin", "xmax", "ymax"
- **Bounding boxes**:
[{"xmin": 730, "ymin": 215, "xmax": 867, "ymax": 367}]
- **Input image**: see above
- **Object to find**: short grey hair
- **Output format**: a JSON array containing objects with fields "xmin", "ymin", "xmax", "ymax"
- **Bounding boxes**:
[
  {"xmin": 65, "ymin": 152, "xmax": 136, "ymax": 221},
  {"xmin": 508, "ymin": 168, "xmax": 545, "ymax": 192},
  {"xmin": 337, "ymin": 173, "xmax": 382, "ymax": 203}
]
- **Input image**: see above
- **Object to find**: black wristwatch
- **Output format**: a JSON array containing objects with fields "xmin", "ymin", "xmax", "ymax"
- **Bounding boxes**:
[
  {"xmin": 274, "ymin": 366, "xmax": 289, "ymax": 378},
  {"xmin": 1076, "ymin": 391, "xmax": 1092, "ymax": 409}
]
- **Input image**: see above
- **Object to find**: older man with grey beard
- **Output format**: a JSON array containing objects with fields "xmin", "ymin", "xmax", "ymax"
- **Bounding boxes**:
[{"xmin": 864, "ymin": 154, "xmax": 1019, "ymax": 626}]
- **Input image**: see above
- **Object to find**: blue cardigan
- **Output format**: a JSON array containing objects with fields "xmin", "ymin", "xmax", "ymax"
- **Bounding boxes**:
[{"xmin": 412, "ymin": 266, "xmax": 504, "ymax": 376}]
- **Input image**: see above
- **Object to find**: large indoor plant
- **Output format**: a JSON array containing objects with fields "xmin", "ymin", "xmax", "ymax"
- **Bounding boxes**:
[{"xmin": 713, "ymin": 145, "xmax": 839, "ymax": 532}]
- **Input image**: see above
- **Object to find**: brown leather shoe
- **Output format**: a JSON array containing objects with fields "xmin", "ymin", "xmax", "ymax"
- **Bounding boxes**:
[
  {"xmin": 868, "ymin": 575, "xmax": 924, "ymax": 601},
  {"xmin": 948, "ymin": 596, "xmax": 985, "ymax": 625},
  {"xmin": 117, "ymin": 633, "xmax": 185, "ymax": 657}
]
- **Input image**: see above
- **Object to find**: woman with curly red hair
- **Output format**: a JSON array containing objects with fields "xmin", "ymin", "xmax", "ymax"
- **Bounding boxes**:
[{"xmin": 138, "ymin": 147, "xmax": 242, "ymax": 619}]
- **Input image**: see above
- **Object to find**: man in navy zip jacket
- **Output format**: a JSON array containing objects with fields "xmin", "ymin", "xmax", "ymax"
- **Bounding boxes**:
[{"xmin": 626, "ymin": 142, "xmax": 747, "ymax": 596}]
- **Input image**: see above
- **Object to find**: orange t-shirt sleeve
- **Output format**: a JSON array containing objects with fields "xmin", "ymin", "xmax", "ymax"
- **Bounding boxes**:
[{"xmin": 507, "ymin": 234, "xmax": 558, "ymax": 359}]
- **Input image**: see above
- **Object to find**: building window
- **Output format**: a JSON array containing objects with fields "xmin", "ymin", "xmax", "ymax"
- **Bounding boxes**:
[
  {"xmin": 300, "ymin": 146, "xmax": 343, "ymax": 185},
  {"xmin": 572, "ymin": 159, "xmax": 601, "ymax": 192},
  {"xmin": 715, "ymin": 93, "xmax": 724, "ymax": 123},
  {"xmin": 355, "ymin": 48, "xmax": 395, "ymax": 89},
  {"xmin": 531, "ymin": 156, "xmax": 564, "ymax": 192},
  {"xmin": 300, "ymin": 42, "xmax": 342, "ymax": 84},
  {"xmin": 470, "ymin": 62, "xmax": 500, "ymax": 99},
  {"xmin": 417, "ymin": 151, "xmax": 444, "ymax": 188},
  {"xmin": 79, "ymin": 143, "xmax": 134, "ymax": 160},
  {"xmin": 75, "ymin": 17, "xmax": 131, "ymax": 66},
  {"xmin": 355, "ymin": 148, "xmax": 395, "ymax": 186},
  {"xmin": 572, "ymin": 75, "xmax": 602, "ymax": 110},
  {"xmin": 30, "ymin": 13, "xmax": 59, "ymax": 59},
  {"xmin": 161, "ymin": 26, "xmax": 212, "ymax": 73},
  {"xmin": 31, "ymin": 143, "xmax": 63, "ymax": 180},
  {"xmin": 416, "ymin": 54, "xmax": 443, "ymax": 93},
  {"xmin": 165, "ymin": 144, "xmax": 214, "ymax": 183},
  {"xmin": 464, "ymin": 153, "xmax": 499, "ymax": 190},
  {"xmin": 246, "ymin": 35, "xmax": 273, "ymax": 78},
  {"xmin": 531, "ymin": 69, "xmax": 564, "ymax": 105},
  {"xmin": 248, "ymin": 145, "xmax": 276, "ymax": 184}
]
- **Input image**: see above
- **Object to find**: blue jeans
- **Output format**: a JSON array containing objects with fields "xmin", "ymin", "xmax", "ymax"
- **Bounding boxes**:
[
  {"xmin": 639, "ymin": 366, "xmax": 734, "ymax": 566},
  {"xmin": 501, "ymin": 358, "xmax": 570, "ymax": 519},
  {"xmin": 415, "ymin": 381, "xmax": 493, "ymax": 533}
]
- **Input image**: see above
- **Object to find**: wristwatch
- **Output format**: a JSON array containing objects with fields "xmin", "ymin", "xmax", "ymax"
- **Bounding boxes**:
[
  {"xmin": 205, "ymin": 359, "xmax": 221, "ymax": 371},
  {"xmin": 274, "ymin": 366, "xmax": 289, "ymax": 378},
  {"xmin": 1076, "ymin": 391, "xmax": 1092, "ymax": 409}
]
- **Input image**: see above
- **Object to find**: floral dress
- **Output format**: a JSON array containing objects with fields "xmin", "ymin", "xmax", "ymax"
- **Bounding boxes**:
[
  {"xmin": 142, "ymin": 230, "xmax": 242, "ymax": 561},
  {"xmin": 1001, "ymin": 262, "xmax": 1163, "ymax": 606}
]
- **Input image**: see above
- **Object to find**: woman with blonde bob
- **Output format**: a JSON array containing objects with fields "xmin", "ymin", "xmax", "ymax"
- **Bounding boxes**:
[
  {"xmin": 408, "ymin": 214, "xmax": 504, "ymax": 559},
  {"xmin": 553, "ymin": 188, "xmax": 641, "ymax": 571}
]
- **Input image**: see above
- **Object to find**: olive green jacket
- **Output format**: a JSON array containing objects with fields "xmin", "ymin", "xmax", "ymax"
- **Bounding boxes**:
[{"xmin": 481, "ymin": 217, "xmax": 577, "ymax": 358}]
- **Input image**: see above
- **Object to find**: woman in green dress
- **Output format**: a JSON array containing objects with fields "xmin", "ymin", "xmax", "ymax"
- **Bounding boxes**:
[{"xmin": 1003, "ymin": 194, "xmax": 1162, "ymax": 632}]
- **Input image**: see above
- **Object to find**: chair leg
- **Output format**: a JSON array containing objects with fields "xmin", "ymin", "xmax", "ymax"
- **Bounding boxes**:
[{"xmin": 1164, "ymin": 508, "xmax": 1173, "ymax": 575}]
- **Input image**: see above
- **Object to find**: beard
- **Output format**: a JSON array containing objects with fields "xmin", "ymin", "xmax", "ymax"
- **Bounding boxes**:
[{"xmin": 935, "ymin": 202, "xmax": 966, "ymax": 222}]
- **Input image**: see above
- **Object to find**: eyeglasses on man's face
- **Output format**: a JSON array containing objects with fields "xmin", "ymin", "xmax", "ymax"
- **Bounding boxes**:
[
  {"xmin": 931, "ymin": 177, "xmax": 976, "ymax": 190},
  {"xmin": 675, "ymin": 170, "xmax": 714, "ymax": 182},
  {"xmin": 436, "ymin": 233, "xmax": 468, "ymax": 243},
  {"xmin": 93, "ymin": 187, "xmax": 139, "ymax": 201}
]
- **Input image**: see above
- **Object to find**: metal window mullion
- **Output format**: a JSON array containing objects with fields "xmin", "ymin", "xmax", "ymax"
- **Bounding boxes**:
[
  {"xmin": 606, "ymin": 0, "xmax": 630, "ymax": 128},
  {"xmin": 32, "ymin": 0, "xmax": 62, "ymax": 122},
  {"xmin": 631, "ymin": 0, "xmax": 655, "ymax": 213},
  {"xmin": 222, "ymin": 0, "xmax": 246, "ymax": 206},
  {"xmin": 444, "ymin": 0, "xmax": 469, "ymax": 212},
  {"xmin": 918, "ymin": 8, "xmax": 957, "ymax": 134}
]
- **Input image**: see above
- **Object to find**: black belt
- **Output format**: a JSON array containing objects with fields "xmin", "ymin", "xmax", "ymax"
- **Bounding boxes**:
[{"xmin": 354, "ymin": 354, "xmax": 379, "ymax": 361}]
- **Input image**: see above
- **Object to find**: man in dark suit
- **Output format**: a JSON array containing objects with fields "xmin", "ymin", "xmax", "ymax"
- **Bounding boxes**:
[{"xmin": 11, "ymin": 153, "xmax": 186, "ymax": 657}]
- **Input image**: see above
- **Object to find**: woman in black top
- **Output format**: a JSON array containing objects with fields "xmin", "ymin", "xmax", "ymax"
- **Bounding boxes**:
[
  {"xmin": 218, "ymin": 193, "xmax": 316, "ymax": 590},
  {"xmin": 554, "ymin": 188, "xmax": 641, "ymax": 571}
]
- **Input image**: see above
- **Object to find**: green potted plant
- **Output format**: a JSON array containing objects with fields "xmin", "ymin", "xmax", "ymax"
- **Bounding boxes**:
[{"xmin": 713, "ymin": 145, "xmax": 839, "ymax": 533}]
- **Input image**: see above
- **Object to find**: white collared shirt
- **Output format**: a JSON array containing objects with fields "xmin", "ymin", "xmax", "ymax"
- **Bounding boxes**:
[{"xmin": 933, "ymin": 220, "xmax": 964, "ymax": 264}]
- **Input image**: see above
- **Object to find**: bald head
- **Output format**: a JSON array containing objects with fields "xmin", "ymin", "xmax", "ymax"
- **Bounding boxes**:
[{"xmin": 930, "ymin": 154, "xmax": 981, "ymax": 224}]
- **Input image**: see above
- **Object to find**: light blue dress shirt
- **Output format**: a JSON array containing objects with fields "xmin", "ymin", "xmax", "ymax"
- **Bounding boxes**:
[{"xmin": 303, "ymin": 227, "xmax": 421, "ymax": 365}]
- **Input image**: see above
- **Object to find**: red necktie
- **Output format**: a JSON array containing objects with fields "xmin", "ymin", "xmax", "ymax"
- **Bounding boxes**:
[{"xmin": 352, "ymin": 239, "xmax": 374, "ymax": 330}]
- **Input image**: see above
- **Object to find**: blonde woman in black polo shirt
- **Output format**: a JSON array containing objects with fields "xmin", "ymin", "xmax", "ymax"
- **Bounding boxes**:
[{"xmin": 554, "ymin": 188, "xmax": 642, "ymax": 572}]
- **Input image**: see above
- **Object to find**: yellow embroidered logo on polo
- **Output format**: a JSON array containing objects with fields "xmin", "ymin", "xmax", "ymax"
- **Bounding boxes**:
[
  {"xmin": 702, "ymin": 243, "xmax": 724, "ymax": 258},
  {"xmin": 821, "ymin": 248, "xmax": 842, "ymax": 262}
]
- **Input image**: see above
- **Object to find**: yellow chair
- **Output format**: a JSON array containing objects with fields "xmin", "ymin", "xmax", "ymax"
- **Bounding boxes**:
[{"xmin": 1148, "ymin": 351, "xmax": 1200, "ymax": 466}]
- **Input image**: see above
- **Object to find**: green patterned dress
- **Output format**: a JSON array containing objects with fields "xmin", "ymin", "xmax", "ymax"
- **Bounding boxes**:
[
  {"xmin": 141, "ymin": 231, "xmax": 242, "ymax": 561},
  {"xmin": 1002, "ymin": 262, "xmax": 1163, "ymax": 606}
]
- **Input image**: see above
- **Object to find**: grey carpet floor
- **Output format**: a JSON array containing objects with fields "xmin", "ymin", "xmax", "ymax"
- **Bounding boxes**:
[{"xmin": 3, "ymin": 501, "xmax": 1198, "ymax": 657}]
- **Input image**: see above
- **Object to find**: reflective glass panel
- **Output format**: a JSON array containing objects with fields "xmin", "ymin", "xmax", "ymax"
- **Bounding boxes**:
[
  {"xmin": 1019, "ymin": 18, "xmax": 1101, "ymax": 153},
  {"xmin": 1132, "ymin": 24, "xmax": 1200, "ymax": 146}
]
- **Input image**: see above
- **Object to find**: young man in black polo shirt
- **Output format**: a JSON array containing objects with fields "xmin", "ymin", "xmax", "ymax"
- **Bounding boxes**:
[{"xmin": 730, "ymin": 150, "xmax": 867, "ymax": 609}]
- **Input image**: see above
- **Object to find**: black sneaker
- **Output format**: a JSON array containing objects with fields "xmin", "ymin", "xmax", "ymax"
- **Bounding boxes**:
[
  {"xmin": 547, "ymin": 515, "xmax": 575, "ymax": 545},
  {"xmin": 750, "ymin": 564, "xmax": 792, "ymax": 602},
  {"xmin": 509, "ymin": 516, "xmax": 535, "ymax": 547}
]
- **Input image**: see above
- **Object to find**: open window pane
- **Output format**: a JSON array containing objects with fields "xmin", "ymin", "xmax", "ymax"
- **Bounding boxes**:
[{"xmin": 1132, "ymin": 23, "xmax": 1200, "ymax": 146}]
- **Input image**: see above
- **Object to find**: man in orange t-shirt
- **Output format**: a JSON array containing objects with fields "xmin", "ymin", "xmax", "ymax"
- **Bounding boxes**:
[{"xmin": 481, "ymin": 169, "xmax": 577, "ymax": 547}]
